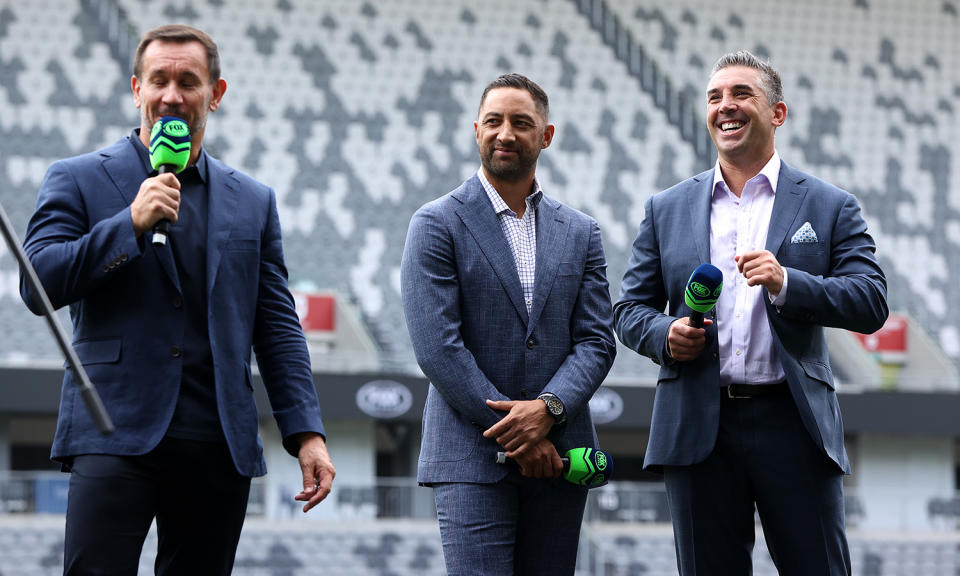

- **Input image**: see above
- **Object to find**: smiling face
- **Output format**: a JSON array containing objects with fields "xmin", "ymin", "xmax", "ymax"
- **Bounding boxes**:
[
  {"xmin": 706, "ymin": 65, "xmax": 786, "ymax": 169},
  {"xmin": 132, "ymin": 39, "xmax": 226, "ymax": 156},
  {"xmin": 474, "ymin": 87, "xmax": 554, "ymax": 185}
]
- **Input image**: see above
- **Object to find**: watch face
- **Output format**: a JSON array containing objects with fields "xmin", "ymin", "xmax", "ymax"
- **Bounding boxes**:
[{"xmin": 545, "ymin": 397, "xmax": 563, "ymax": 416}]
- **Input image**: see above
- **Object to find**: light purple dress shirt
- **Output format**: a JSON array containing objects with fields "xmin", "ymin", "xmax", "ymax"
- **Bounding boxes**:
[{"xmin": 710, "ymin": 152, "xmax": 788, "ymax": 386}]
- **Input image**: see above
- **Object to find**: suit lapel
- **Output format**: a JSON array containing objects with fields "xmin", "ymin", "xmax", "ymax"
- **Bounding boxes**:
[
  {"xmin": 766, "ymin": 162, "xmax": 807, "ymax": 253},
  {"xmin": 687, "ymin": 170, "xmax": 714, "ymax": 264},
  {"xmin": 527, "ymin": 196, "xmax": 568, "ymax": 331},
  {"xmin": 205, "ymin": 153, "xmax": 239, "ymax": 296},
  {"xmin": 454, "ymin": 178, "xmax": 529, "ymax": 325},
  {"xmin": 100, "ymin": 136, "xmax": 180, "ymax": 291},
  {"xmin": 100, "ymin": 138, "xmax": 144, "ymax": 209}
]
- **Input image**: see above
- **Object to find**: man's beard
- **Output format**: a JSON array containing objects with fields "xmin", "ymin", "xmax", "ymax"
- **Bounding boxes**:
[{"xmin": 480, "ymin": 145, "xmax": 539, "ymax": 182}]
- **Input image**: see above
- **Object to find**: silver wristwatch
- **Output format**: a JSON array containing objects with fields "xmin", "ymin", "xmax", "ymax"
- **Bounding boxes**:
[{"xmin": 538, "ymin": 392, "xmax": 567, "ymax": 425}]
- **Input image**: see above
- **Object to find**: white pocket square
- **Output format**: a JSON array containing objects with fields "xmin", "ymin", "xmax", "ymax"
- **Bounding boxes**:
[{"xmin": 791, "ymin": 222, "xmax": 818, "ymax": 243}]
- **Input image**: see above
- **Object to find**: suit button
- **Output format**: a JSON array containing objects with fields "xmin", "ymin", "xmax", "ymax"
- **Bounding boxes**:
[
  {"xmin": 170, "ymin": 346, "xmax": 181, "ymax": 358},
  {"xmin": 526, "ymin": 338, "xmax": 535, "ymax": 349},
  {"xmin": 173, "ymin": 296, "xmax": 182, "ymax": 308},
  {"xmin": 103, "ymin": 265, "xmax": 110, "ymax": 272},
  {"xmin": 712, "ymin": 353, "xmax": 719, "ymax": 361},
  {"xmin": 520, "ymin": 390, "xmax": 528, "ymax": 398},
  {"xmin": 120, "ymin": 254, "xmax": 128, "ymax": 262}
]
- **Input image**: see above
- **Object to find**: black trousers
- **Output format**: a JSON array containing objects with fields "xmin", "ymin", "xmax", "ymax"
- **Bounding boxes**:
[
  {"xmin": 63, "ymin": 436, "xmax": 251, "ymax": 576},
  {"xmin": 664, "ymin": 388, "xmax": 851, "ymax": 576}
]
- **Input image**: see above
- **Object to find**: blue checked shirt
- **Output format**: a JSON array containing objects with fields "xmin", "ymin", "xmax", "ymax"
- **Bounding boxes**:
[{"xmin": 478, "ymin": 168, "xmax": 542, "ymax": 313}]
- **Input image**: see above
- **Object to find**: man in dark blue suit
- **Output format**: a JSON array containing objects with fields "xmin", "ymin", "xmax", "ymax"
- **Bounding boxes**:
[
  {"xmin": 20, "ymin": 25, "xmax": 334, "ymax": 575},
  {"xmin": 615, "ymin": 51, "xmax": 888, "ymax": 575},
  {"xmin": 401, "ymin": 74, "xmax": 616, "ymax": 574}
]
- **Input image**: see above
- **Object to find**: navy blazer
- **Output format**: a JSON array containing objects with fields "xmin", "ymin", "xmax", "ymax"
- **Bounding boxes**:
[
  {"xmin": 20, "ymin": 135, "xmax": 325, "ymax": 477},
  {"xmin": 401, "ymin": 174, "xmax": 617, "ymax": 484},
  {"xmin": 615, "ymin": 161, "xmax": 888, "ymax": 473}
]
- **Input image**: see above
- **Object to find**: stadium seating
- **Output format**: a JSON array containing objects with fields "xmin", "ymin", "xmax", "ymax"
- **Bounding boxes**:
[
  {"xmin": 2, "ymin": 0, "xmax": 958, "ymax": 382},
  {"xmin": 1, "ymin": 0, "xmax": 959, "ymax": 570},
  {"xmin": 2, "ymin": 515, "xmax": 960, "ymax": 575}
]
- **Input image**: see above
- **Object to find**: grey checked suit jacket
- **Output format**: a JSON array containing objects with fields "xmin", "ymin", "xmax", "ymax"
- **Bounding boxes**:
[
  {"xmin": 614, "ymin": 161, "xmax": 888, "ymax": 473},
  {"xmin": 401, "ymin": 174, "xmax": 617, "ymax": 484}
]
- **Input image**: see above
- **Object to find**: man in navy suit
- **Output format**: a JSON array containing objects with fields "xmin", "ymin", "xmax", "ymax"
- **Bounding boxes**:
[
  {"xmin": 615, "ymin": 51, "xmax": 887, "ymax": 575},
  {"xmin": 401, "ymin": 74, "xmax": 616, "ymax": 574},
  {"xmin": 20, "ymin": 25, "xmax": 334, "ymax": 575}
]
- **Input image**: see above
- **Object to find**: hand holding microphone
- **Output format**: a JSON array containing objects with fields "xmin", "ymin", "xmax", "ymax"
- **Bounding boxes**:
[
  {"xmin": 668, "ymin": 263, "xmax": 723, "ymax": 361},
  {"xmin": 496, "ymin": 447, "xmax": 614, "ymax": 488},
  {"xmin": 147, "ymin": 117, "xmax": 191, "ymax": 245}
]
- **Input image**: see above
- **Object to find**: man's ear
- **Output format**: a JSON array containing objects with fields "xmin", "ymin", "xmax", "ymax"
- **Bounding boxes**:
[
  {"xmin": 131, "ymin": 75, "xmax": 142, "ymax": 109},
  {"xmin": 541, "ymin": 124, "xmax": 555, "ymax": 149},
  {"xmin": 209, "ymin": 78, "xmax": 227, "ymax": 111},
  {"xmin": 772, "ymin": 101, "xmax": 787, "ymax": 127}
]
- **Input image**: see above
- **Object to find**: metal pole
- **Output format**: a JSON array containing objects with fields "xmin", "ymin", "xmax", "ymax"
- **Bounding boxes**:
[{"xmin": 0, "ymin": 200, "xmax": 113, "ymax": 435}]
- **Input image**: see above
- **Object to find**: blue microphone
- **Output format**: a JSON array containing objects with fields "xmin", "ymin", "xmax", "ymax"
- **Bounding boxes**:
[{"xmin": 684, "ymin": 263, "xmax": 723, "ymax": 328}]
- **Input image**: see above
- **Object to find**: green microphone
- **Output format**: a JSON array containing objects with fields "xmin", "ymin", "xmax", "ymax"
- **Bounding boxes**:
[
  {"xmin": 496, "ymin": 447, "xmax": 613, "ymax": 488},
  {"xmin": 149, "ymin": 116, "xmax": 191, "ymax": 246}
]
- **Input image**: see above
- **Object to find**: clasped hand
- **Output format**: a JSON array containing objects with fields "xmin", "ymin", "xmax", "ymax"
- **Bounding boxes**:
[{"xmin": 483, "ymin": 399, "xmax": 562, "ymax": 478}]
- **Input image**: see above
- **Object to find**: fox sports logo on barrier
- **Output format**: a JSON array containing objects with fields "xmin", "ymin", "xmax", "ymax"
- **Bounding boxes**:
[{"xmin": 356, "ymin": 380, "xmax": 413, "ymax": 419}]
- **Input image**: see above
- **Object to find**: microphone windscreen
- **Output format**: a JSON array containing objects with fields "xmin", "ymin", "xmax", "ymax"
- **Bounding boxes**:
[
  {"xmin": 684, "ymin": 263, "xmax": 723, "ymax": 313},
  {"xmin": 149, "ymin": 116, "xmax": 191, "ymax": 173},
  {"xmin": 563, "ymin": 447, "xmax": 613, "ymax": 488}
]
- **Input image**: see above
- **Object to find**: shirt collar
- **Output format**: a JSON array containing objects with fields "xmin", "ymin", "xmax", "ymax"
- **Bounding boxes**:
[
  {"xmin": 712, "ymin": 150, "xmax": 781, "ymax": 197},
  {"xmin": 477, "ymin": 167, "xmax": 543, "ymax": 215},
  {"xmin": 130, "ymin": 128, "xmax": 207, "ymax": 183}
]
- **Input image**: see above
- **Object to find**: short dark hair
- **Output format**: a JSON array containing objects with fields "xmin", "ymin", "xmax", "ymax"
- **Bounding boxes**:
[
  {"xmin": 478, "ymin": 73, "xmax": 549, "ymax": 121},
  {"xmin": 711, "ymin": 50, "xmax": 783, "ymax": 106},
  {"xmin": 133, "ymin": 24, "xmax": 220, "ymax": 83}
]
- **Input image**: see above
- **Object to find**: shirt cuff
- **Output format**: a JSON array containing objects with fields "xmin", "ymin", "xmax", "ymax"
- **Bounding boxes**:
[{"xmin": 769, "ymin": 267, "xmax": 788, "ymax": 306}]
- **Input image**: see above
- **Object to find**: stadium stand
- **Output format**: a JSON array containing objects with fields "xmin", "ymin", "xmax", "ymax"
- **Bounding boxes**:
[
  {"xmin": 3, "ymin": 514, "xmax": 960, "ymax": 575},
  {"xmin": 2, "ymin": 0, "xmax": 960, "ymax": 574},
  {"xmin": 2, "ymin": 0, "xmax": 959, "ymax": 384}
]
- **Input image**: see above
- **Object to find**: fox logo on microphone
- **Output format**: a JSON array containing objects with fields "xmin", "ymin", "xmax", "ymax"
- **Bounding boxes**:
[{"xmin": 564, "ymin": 447, "xmax": 613, "ymax": 488}]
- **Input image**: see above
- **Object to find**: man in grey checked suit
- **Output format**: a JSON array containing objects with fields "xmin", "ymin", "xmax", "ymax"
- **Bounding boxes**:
[
  {"xmin": 615, "ymin": 51, "xmax": 888, "ymax": 575},
  {"xmin": 401, "ymin": 73, "xmax": 616, "ymax": 575}
]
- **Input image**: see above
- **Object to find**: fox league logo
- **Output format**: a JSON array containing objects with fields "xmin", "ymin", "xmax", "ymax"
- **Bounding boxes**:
[
  {"xmin": 356, "ymin": 380, "xmax": 413, "ymax": 419},
  {"xmin": 589, "ymin": 387, "xmax": 624, "ymax": 424}
]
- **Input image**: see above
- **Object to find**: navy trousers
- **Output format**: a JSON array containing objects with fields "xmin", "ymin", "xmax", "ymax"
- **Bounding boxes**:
[
  {"xmin": 433, "ymin": 468, "xmax": 588, "ymax": 575},
  {"xmin": 63, "ymin": 436, "xmax": 250, "ymax": 575},
  {"xmin": 664, "ymin": 389, "xmax": 851, "ymax": 576}
]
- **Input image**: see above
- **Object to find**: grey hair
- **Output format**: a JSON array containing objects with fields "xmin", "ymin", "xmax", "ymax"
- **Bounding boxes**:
[{"xmin": 711, "ymin": 50, "xmax": 783, "ymax": 106}]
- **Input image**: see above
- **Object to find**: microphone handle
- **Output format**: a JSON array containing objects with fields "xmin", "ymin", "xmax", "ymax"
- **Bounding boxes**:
[
  {"xmin": 151, "ymin": 164, "xmax": 176, "ymax": 246},
  {"xmin": 152, "ymin": 219, "xmax": 170, "ymax": 246},
  {"xmin": 689, "ymin": 310, "xmax": 704, "ymax": 328},
  {"xmin": 495, "ymin": 451, "xmax": 570, "ymax": 473}
]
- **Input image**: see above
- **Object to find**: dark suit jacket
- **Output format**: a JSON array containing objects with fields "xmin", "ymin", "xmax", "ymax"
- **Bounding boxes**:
[
  {"xmin": 401, "ymin": 174, "xmax": 617, "ymax": 484},
  {"xmin": 20, "ymin": 134, "xmax": 324, "ymax": 477},
  {"xmin": 615, "ymin": 161, "xmax": 888, "ymax": 473}
]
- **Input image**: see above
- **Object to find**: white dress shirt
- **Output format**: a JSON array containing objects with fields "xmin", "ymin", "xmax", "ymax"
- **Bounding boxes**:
[
  {"xmin": 478, "ymin": 168, "xmax": 542, "ymax": 313},
  {"xmin": 710, "ymin": 152, "xmax": 788, "ymax": 386}
]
